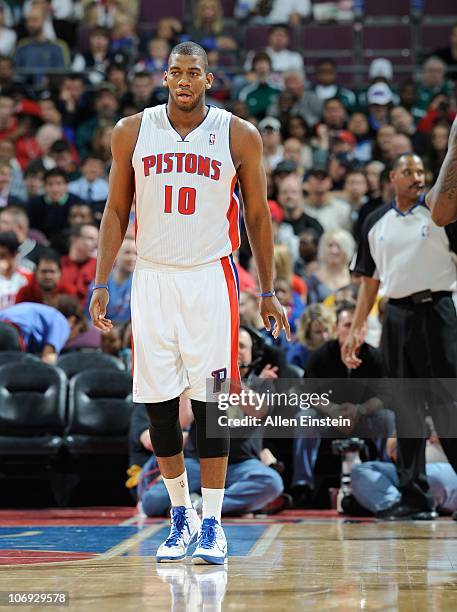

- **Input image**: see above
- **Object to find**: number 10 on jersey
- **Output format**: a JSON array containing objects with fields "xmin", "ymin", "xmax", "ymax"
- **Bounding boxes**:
[{"xmin": 164, "ymin": 185, "xmax": 196, "ymax": 215}]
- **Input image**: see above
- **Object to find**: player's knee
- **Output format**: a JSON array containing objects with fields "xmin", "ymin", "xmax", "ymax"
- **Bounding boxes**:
[
  {"xmin": 191, "ymin": 400, "xmax": 230, "ymax": 458},
  {"xmin": 145, "ymin": 398, "xmax": 182, "ymax": 457}
]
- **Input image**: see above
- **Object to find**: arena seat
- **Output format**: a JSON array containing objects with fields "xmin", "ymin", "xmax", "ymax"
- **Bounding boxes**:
[
  {"xmin": 65, "ymin": 370, "xmax": 134, "ymax": 455},
  {"xmin": 0, "ymin": 351, "xmax": 41, "ymax": 366},
  {"xmin": 362, "ymin": 0, "xmax": 411, "ymax": 19},
  {"xmin": 299, "ymin": 24, "xmax": 354, "ymax": 58},
  {"xmin": 421, "ymin": 23, "xmax": 453, "ymax": 53},
  {"xmin": 422, "ymin": 0, "xmax": 457, "ymax": 17},
  {"xmin": 139, "ymin": 0, "xmax": 185, "ymax": 24},
  {"xmin": 220, "ymin": 0, "xmax": 237, "ymax": 17},
  {"xmin": 244, "ymin": 25, "xmax": 271, "ymax": 50},
  {"xmin": 56, "ymin": 352, "xmax": 125, "ymax": 379},
  {"xmin": 0, "ymin": 362, "xmax": 67, "ymax": 456},
  {"xmin": 362, "ymin": 24, "xmax": 413, "ymax": 57}
]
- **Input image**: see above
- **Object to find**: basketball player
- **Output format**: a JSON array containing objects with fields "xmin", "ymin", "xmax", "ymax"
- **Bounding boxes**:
[
  {"xmin": 426, "ymin": 115, "xmax": 457, "ymax": 225},
  {"xmin": 89, "ymin": 42, "xmax": 290, "ymax": 565}
]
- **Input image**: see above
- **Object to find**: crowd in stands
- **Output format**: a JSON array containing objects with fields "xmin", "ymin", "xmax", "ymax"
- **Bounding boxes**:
[{"xmin": 0, "ymin": 0, "xmax": 456, "ymax": 514}]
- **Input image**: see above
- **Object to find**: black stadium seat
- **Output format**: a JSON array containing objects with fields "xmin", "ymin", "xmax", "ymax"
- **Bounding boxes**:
[
  {"xmin": 65, "ymin": 369, "xmax": 134, "ymax": 455},
  {"xmin": 56, "ymin": 352, "xmax": 125, "ymax": 379},
  {"xmin": 0, "ymin": 351, "xmax": 41, "ymax": 366},
  {"xmin": 0, "ymin": 362, "xmax": 67, "ymax": 456}
]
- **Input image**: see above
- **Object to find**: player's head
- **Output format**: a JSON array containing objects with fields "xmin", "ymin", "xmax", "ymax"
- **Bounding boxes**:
[
  {"xmin": 164, "ymin": 41, "xmax": 213, "ymax": 112},
  {"xmin": 390, "ymin": 153, "xmax": 425, "ymax": 201}
]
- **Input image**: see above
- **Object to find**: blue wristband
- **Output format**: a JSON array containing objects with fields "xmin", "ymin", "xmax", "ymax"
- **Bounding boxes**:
[
  {"xmin": 93, "ymin": 284, "xmax": 109, "ymax": 291},
  {"xmin": 259, "ymin": 290, "xmax": 275, "ymax": 298}
]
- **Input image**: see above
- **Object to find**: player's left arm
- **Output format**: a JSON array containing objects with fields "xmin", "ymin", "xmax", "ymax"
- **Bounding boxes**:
[
  {"xmin": 426, "ymin": 115, "xmax": 457, "ymax": 226},
  {"xmin": 231, "ymin": 116, "xmax": 290, "ymax": 340}
]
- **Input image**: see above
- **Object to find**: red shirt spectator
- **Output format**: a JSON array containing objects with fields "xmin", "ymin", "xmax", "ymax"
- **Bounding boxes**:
[
  {"xmin": 60, "ymin": 223, "xmax": 98, "ymax": 306},
  {"xmin": 16, "ymin": 250, "xmax": 77, "ymax": 306},
  {"xmin": 0, "ymin": 231, "xmax": 32, "ymax": 309}
]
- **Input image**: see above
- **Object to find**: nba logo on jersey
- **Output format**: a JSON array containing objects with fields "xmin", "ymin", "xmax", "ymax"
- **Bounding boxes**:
[
  {"xmin": 209, "ymin": 133, "xmax": 216, "ymax": 145},
  {"xmin": 421, "ymin": 224, "xmax": 430, "ymax": 238}
]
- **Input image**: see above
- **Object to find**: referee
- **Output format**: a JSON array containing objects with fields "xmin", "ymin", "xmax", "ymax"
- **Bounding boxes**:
[{"xmin": 342, "ymin": 153, "xmax": 457, "ymax": 520}]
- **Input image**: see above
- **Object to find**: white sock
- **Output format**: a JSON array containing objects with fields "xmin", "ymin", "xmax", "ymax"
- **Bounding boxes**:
[
  {"xmin": 201, "ymin": 487, "xmax": 225, "ymax": 522},
  {"xmin": 162, "ymin": 470, "xmax": 192, "ymax": 508}
]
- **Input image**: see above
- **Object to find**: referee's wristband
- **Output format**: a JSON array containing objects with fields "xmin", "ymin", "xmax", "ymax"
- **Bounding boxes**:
[
  {"xmin": 93, "ymin": 283, "xmax": 109, "ymax": 291},
  {"xmin": 258, "ymin": 290, "xmax": 275, "ymax": 298}
]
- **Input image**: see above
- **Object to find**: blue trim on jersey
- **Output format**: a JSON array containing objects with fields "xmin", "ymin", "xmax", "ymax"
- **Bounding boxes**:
[
  {"xmin": 165, "ymin": 104, "xmax": 212, "ymax": 142},
  {"xmin": 391, "ymin": 194, "xmax": 426, "ymax": 217},
  {"xmin": 229, "ymin": 254, "xmax": 240, "ymax": 301}
]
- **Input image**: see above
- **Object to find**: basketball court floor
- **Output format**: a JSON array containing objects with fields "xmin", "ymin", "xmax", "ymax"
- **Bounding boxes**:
[{"xmin": 1, "ymin": 508, "xmax": 457, "ymax": 611}]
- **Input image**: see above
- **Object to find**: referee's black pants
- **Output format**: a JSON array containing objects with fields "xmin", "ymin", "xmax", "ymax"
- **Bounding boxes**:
[{"xmin": 382, "ymin": 293, "xmax": 457, "ymax": 510}]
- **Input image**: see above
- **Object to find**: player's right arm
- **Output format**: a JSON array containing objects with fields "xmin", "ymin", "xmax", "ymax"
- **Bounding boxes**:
[
  {"xmin": 89, "ymin": 114, "xmax": 141, "ymax": 331},
  {"xmin": 341, "ymin": 276, "xmax": 379, "ymax": 369},
  {"xmin": 426, "ymin": 115, "xmax": 457, "ymax": 226}
]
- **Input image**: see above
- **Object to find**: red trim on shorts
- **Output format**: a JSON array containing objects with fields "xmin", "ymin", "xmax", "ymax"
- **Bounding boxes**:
[
  {"xmin": 133, "ymin": 176, "xmax": 138, "ymax": 241},
  {"xmin": 226, "ymin": 175, "xmax": 240, "ymax": 252},
  {"xmin": 220, "ymin": 256, "xmax": 240, "ymax": 386},
  {"xmin": 130, "ymin": 320, "xmax": 135, "ymax": 379}
]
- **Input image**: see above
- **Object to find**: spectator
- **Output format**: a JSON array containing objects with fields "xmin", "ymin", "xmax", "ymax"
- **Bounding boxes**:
[
  {"xmin": 337, "ymin": 170, "xmax": 369, "ymax": 222},
  {"xmin": 0, "ymin": 56, "xmax": 15, "ymax": 93},
  {"xmin": 100, "ymin": 324, "xmax": 123, "ymax": 357},
  {"xmin": 22, "ymin": 162, "xmax": 45, "ymax": 201},
  {"xmin": 372, "ymin": 124, "xmax": 396, "ymax": 165},
  {"xmin": 347, "ymin": 112, "xmax": 373, "ymax": 163},
  {"xmin": 389, "ymin": 105, "xmax": 428, "ymax": 156},
  {"xmin": 306, "ymin": 229, "xmax": 355, "ymax": 303},
  {"xmin": 239, "ymin": 290, "xmax": 264, "ymax": 331},
  {"xmin": 387, "ymin": 133, "xmax": 413, "ymax": 164},
  {"xmin": 106, "ymin": 62, "xmax": 129, "ymax": 100},
  {"xmin": 354, "ymin": 168, "xmax": 394, "ymax": 243},
  {"xmin": 311, "ymin": 59, "xmax": 356, "ymax": 111},
  {"xmin": 189, "ymin": 0, "xmax": 236, "ymax": 51},
  {"xmin": 134, "ymin": 38, "xmax": 169, "ymax": 87},
  {"xmin": 414, "ymin": 56, "xmax": 454, "ymax": 121},
  {"xmin": 60, "ymin": 223, "xmax": 98, "ymax": 306},
  {"xmin": 258, "ymin": 25, "xmax": 304, "ymax": 75},
  {"xmin": 67, "ymin": 203, "xmax": 94, "ymax": 227},
  {"xmin": 49, "ymin": 140, "xmax": 80, "ymax": 181},
  {"xmin": 238, "ymin": 52, "xmax": 282, "ymax": 120},
  {"xmin": 0, "ymin": 138, "xmax": 24, "ymax": 201},
  {"xmin": 302, "ymin": 169, "xmax": 352, "ymax": 232},
  {"xmin": 76, "ymin": 83, "xmax": 120, "ymax": 158},
  {"xmin": 432, "ymin": 22, "xmax": 457, "ymax": 81},
  {"xmin": 278, "ymin": 173, "xmax": 324, "ymax": 238},
  {"xmin": 258, "ymin": 116, "xmax": 284, "ymax": 170},
  {"xmin": 110, "ymin": 13, "xmax": 138, "ymax": 63},
  {"xmin": 287, "ymin": 303, "xmax": 336, "ymax": 370},
  {"xmin": 0, "ymin": 231, "xmax": 31, "ymax": 309},
  {"xmin": 28, "ymin": 168, "xmax": 83, "ymax": 239},
  {"xmin": 14, "ymin": 5, "xmax": 70, "ymax": 71},
  {"xmin": 295, "ymin": 227, "xmax": 320, "ymax": 277},
  {"xmin": 87, "ymin": 236, "xmax": 135, "ymax": 323},
  {"xmin": 269, "ymin": 198, "xmax": 299, "ymax": 264},
  {"xmin": 0, "ymin": 92, "xmax": 17, "ymax": 142},
  {"xmin": 120, "ymin": 72, "xmax": 157, "ymax": 114},
  {"xmin": 0, "ymin": 205, "xmax": 48, "ymax": 271},
  {"xmin": 0, "ymin": 296, "xmax": 87, "ymax": 362},
  {"xmin": 320, "ymin": 97, "xmax": 347, "ymax": 132},
  {"xmin": 366, "ymin": 82, "xmax": 393, "ymax": 131},
  {"xmin": 35, "ymin": 123, "xmax": 62, "ymax": 169},
  {"xmin": 286, "ymin": 72, "xmax": 323, "ymax": 128},
  {"xmin": 292, "ymin": 301, "xmax": 394, "ymax": 500},
  {"xmin": 424, "ymin": 122, "xmax": 450, "ymax": 183},
  {"xmin": 16, "ymin": 0, "xmax": 76, "ymax": 47},
  {"xmin": 68, "ymin": 154, "xmax": 109, "ymax": 220},
  {"xmin": 72, "ymin": 27, "xmax": 115, "ymax": 83},
  {"xmin": 0, "ymin": 160, "xmax": 24, "ymax": 208},
  {"xmin": 14, "ymin": 100, "xmax": 44, "ymax": 170},
  {"xmin": 235, "ymin": 0, "xmax": 311, "ymax": 26},
  {"xmin": 0, "ymin": 6, "xmax": 16, "ymax": 56},
  {"xmin": 416, "ymin": 93, "xmax": 456, "ymax": 135},
  {"xmin": 283, "ymin": 136, "xmax": 313, "ymax": 173},
  {"xmin": 365, "ymin": 160, "xmax": 385, "ymax": 201},
  {"xmin": 15, "ymin": 248, "xmax": 76, "ymax": 306},
  {"xmin": 57, "ymin": 74, "xmax": 91, "ymax": 130}
]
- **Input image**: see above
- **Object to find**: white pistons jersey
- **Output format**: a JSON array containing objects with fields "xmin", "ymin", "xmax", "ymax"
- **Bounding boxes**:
[{"xmin": 131, "ymin": 104, "xmax": 239, "ymax": 267}]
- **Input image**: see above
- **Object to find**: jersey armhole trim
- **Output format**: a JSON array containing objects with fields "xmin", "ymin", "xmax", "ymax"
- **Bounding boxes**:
[
  {"xmin": 228, "ymin": 113, "xmax": 237, "ymax": 174},
  {"xmin": 131, "ymin": 110, "xmax": 145, "ymax": 164}
]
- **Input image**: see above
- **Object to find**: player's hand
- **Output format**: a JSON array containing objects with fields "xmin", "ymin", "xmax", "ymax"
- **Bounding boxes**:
[
  {"xmin": 341, "ymin": 330, "xmax": 363, "ymax": 369},
  {"xmin": 260, "ymin": 296, "xmax": 291, "ymax": 341},
  {"xmin": 89, "ymin": 288, "xmax": 113, "ymax": 332}
]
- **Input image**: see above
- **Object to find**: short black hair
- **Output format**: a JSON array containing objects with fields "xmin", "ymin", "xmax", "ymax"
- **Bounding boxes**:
[
  {"xmin": 50, "ymin": 139, "xmax": 71, "ymax": 154},
  {"xmin": 391, "ymin": 153, "xmax": 421, "ymax": 170},
  {"xmin": 44, "ymin": 168, "xmax": 68, "ymax": 183},
  {"xmin": 0, "ymin": 231, "xmax": 19, "ymax": 254},
  {"xmin": 169, "ymin": 41, "xmax": 208, "ymax": 71},
  {"xmin": 37, "ymin": 248, "xmax": 61, "ymax": 269},
  {"xmin": 82, "ymin": 153, "xmax": 105, "ymax": 165},
  {"xmin": 316, "ymin": 58, "xmax": 337, "ymax": 69},
  {"xmin": 69, "ymin": 222, "xmax": 97, "ymax": 239},
  {"xmin": 269, "ymin": 24, "xmax": 290, "ymax": 35},
  {"xmin": 54, "ymin": 295, "xmax": 88, "ymax": 332},
  {"xmin": 24, "ymin": 160, "xmax": 45, "ymax": 178}
]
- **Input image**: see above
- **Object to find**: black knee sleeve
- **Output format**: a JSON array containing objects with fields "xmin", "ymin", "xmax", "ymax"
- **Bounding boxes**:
[
  {"xmin": 191, "ymin": 400, "xmax": 230, "ymax": 458},
  {"xmin": 145, "ymin": 397, "xmax": 182, "ymax": 457}
]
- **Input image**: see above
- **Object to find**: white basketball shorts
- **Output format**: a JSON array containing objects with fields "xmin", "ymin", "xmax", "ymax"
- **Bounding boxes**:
[{"xmin": 131, "ymin": 255, "xmax": 240, "ymax": 403}]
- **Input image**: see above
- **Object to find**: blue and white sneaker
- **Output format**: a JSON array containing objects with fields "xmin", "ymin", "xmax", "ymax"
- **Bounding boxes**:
[
  {"xmin": 191, "ymin": 517, "xmax": 228, "ymax": 565},
  {"xmin": 156, "ymin": 506, "xmax": 201, "ymax": 563}
]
